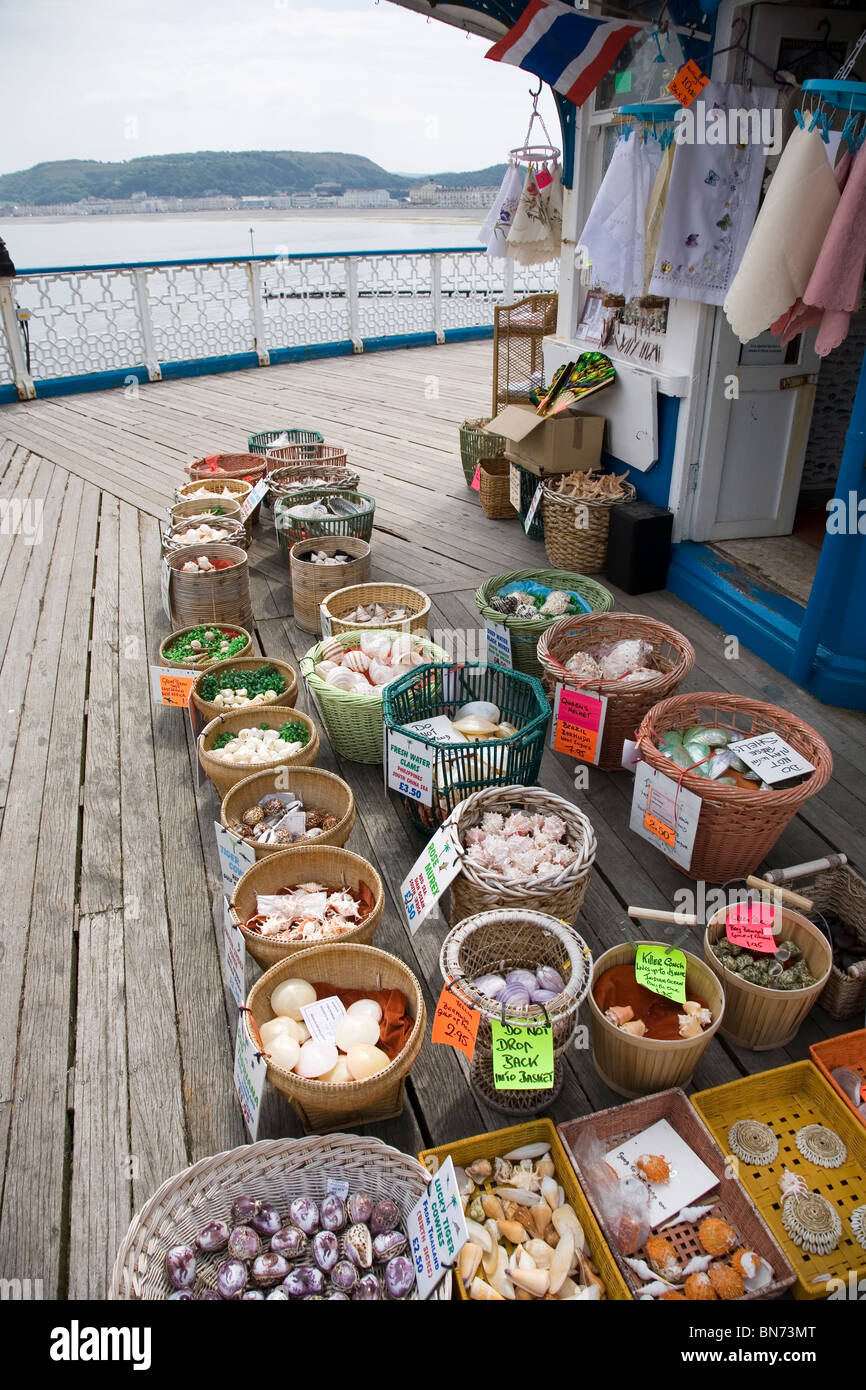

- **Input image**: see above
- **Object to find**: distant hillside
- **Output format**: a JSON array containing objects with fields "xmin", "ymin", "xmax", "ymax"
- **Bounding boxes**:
[{"xmin": 0, "ymin": 151, "xmax": 509, "ymax": 205}]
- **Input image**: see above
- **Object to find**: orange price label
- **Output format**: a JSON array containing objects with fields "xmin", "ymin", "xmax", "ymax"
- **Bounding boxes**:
[
  {"xmin": 431, "ymin": 983, "xmax": 480, "ymax": 1062},
  {"xmin": 668, "ymin": 59, "xmax": 709, "ymax": 108},
  {"xmin": 150, "ymin": 665, "xmax": 198, "ymax": 708},
  {"xmin": 643, "ymin": 810, "xmax": 676, "ymax": 847}
]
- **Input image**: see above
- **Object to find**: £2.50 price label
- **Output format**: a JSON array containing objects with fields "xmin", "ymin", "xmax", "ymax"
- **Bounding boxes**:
[
  {"xmin": 629, "ymin": 762, "xmax": 701, "ymax": 871},
  {"xmin": 431, "ymin": 983, "xmax": 480, "ymax": 1061}
]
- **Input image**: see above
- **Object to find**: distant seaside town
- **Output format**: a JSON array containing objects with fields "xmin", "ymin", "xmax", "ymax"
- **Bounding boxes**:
[{"xmin": 5, "ymin": 183, "xmax": 500, "ymax": 217}]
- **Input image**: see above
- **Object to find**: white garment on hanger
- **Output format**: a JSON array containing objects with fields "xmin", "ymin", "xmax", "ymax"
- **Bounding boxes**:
[
  {"xmin": 506, "ymin": 164, "xmax": 564, "ymax": 265},
  {"xmin": 478, "ymin": 162, "xmax": 523, "ymax": 258},
  {"xmin": 577, "ymin": 133, "xmax": 662, "ymax": 300}
]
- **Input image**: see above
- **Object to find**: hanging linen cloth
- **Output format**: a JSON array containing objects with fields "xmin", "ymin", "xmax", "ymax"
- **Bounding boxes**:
[
  {"xmin": 643, "ymin": 139, "xmax": 675, "ymax": 294},
  {"xmin": 577, "ymin": 131, "xmax": 662, "ymax": 300},
  {"xmin": 649, "ymin": 83, "xmax": 775, "ymax": 306},
  {"xmin": 770, "ymin": 145, "xmax": 865, "ymax": 356},
  {"xmin": 478, "ymin": 161, "xmax": 524, "ymax": 258},
  {"xmin": 723, "ymin": 124, "xmax": 840, "ymax": 342},
  {"xmin": 506, "ymin": 162, "xmax": 563, "ymax": 264}
]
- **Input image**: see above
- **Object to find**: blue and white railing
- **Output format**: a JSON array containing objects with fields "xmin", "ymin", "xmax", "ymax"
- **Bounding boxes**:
[{"xmin": 0, "ymin": 248, "xmax": 557, "ymax": 401}]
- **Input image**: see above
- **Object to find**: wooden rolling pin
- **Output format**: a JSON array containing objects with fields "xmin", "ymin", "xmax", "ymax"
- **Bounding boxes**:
[
  {"xmin": 746, "ymin": 875, "xmax": 814, "ymax": 912},
  {"xmin": 627, "ymin": 906, "xmax": 699, "ymax": 925}
]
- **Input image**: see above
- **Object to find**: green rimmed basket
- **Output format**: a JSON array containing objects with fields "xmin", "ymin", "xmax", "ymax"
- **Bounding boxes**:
[
  {"xmin": 475, "ymin": 567, "xmax": 615, "ymax": 681},
  {"xmin": 459, "ymin": 417, "xmax": 506, "ymax": 487},
  {"xmin": 247, "ymin": 428, "xmax": 324, "ymax": 456},
  {"xmin": 382, "ymin": 661, "xmax": 551, "ymax": 831},
  {"xmin": 301, "ymin": 630, "xmax": 450, "ymax": 764},
  {"xmin": 274, "ymin": 491, "xmax": 375, "ymax": 561}
]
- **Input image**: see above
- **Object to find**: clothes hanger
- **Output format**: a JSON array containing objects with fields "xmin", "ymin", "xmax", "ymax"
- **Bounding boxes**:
[
  {"xmin": 710, "ymin": 15, "xmax": 792, "ymax": 87},
  {"xmin": 509, "ymin": 78, "xmax": 561, "ymax": 168}
]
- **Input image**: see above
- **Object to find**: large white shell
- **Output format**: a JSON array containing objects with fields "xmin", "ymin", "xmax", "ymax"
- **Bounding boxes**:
[
  {"xmin": 343, "ymin": 649, "xmax": 370, "ymax": 674},
  {"xmin": 455, "ymin": 700, "xmax": 501, "ymax": 724}
]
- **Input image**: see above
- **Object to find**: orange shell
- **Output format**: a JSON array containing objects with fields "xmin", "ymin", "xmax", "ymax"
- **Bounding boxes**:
[
  {"xmin": 645, "ymin": 1234, "xmax": 679, "ymax": 1274},
  {"xmin": 698, "ymin": 1216, "xmax": 738, "ymax": 1257},
  {"xmin": 708, "ymin": 1262, "xmax": 745, "ymax": 1300},
  {"xmin": 615, "ymin": 1212, "xmax": 644, "ymax": 1255},
  {"xmin": 684, "ymin": 1271, "xmax": 718, "ymax": 1301},
  {"xmin": 659, "ymin": 1290, "xmax": 686, "ymax": 1301},
  {"xmin": 731, "ymin": 1248, "xmax": 758, "ymax": 1279},
  {"xmin": 637, "ymin": 1153, "xmax": 671, "ymax": 1184}
]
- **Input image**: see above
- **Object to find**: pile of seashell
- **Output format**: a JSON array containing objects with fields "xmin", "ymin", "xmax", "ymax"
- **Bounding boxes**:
[
  {"xmin": 314, "ymin": 631, "xmax": 431, "ymax": 694},
  {"xmin": 179, "ymin": 553, "xmax": 238, "ymax": 573},
  {"xmin": 209, "ymin": 721, "xmax": 309, "ymax": 766},
  {"xmin": 259, "ymin": 978, "xmax": 392, "ymax": 1082},
  {"xmin": 340, "ymin": 602, "xmax": 410, "ymax": 625},
  {"xmin": 461, "ymin": 810, "xmax": 580, "ymax": 884},
  {"xmin": 172, "ymin": 521, "xmax": 237, "ymax": 546},
  {"xmin": 245, "ymin": 880, "xmax": 376, "ymax": 943},
  {"xmin": 563, "ymin": 638, "xmax": 657, "ymax": 685},
  {"xmin": 629, "ymin": 1210, "xmax": 775, "ymax": 1301},
  {"xmin": 454, "ymin": 1141, "xmax": 608, "ymax": 1300},
  {"xmin": 164, "ymin": 1191, "xmax": 415, "ymax": 1299},
  {"xmin": 301, "ymin": 549, "xmax": 352, "ymax": 566},
  {"xmin": 472, "ymin": 965, "xmax": 566, "ymax": 1007},
  {"xmin": 230, "ymin": 793, "xmax": 341, "ymax": 847},
  {"xmin": 490, "ymin": 588, "xmax": 577, "ymax": 621}
]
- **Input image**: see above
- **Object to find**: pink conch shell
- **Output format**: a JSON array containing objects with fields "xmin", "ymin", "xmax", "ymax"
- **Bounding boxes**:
[{"xmin": 343, "ymin": 649, "xmax": 371, "ymax": 674}]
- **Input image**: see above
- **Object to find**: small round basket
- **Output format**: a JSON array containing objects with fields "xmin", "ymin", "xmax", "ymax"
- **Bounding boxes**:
[
  {"xmin": 109, "ymin": 1133, "xmax": 449, "ymax": 1299},
  {"xmin": 635, "ymin": 693, "xmax": 833, "ymax": 883},
  {"xmin": 448, "ymin": 785, "xmax": 597, "ymax": 926},
  {"xmin": 220, "ymin": 767, "xmax": 355, "ymax": 860},
  {"xmin": 162, "ymin": 515, "xmax": 248, "ymax": 555},
  {"xmin": 159, "ymin": 624, "xmax": 253, "ymax": 670},
  {"xmin": 588, "ymin": 941, "xmax": 725, "ymax": 1099},
  {"xmin": 459, "ymin": 417, "xmax": 506, "ymax": 487},
  {"xmin": 475, "ymin": 568, "xmax": 614, "ymax": 681},
  {"xmin": 230, "ymin": 844, "xmax": 384, "ymax": 968},
  {"xmin": 198, "ymin": 708, "xmax": 319, "ymax": 799},
  {"xmin": 274, "ymin": 491, "xmax": 375, "ymax": 559},
  {"xmin": 301, "ymin": 630, "xmax": 449, "ymax": 765},
  {"xmin": 537, "ymin": 612, "xmax": 695, "ymax": 769},
  {"xmin": 269, "ymin": 464, "xmax": 360, "ymax": 500},
  {"xmin": 247, "ymin": 427, "xmax": 324, "ymax": 457},
  {"xmin": 440, "ymin": 909, "xmax": 592, "ymax": 1114},
  {"xmin": 191, "ymin": 657, "xmax": 299, "ymax": 724},
  {"xmin": 705, "ymin": 904, "xmax": 832, "ymax": 1051},
  {"xmin": 266, "ymin": 441, "xmax": 348, "ymax": 468},
  {"xmin": 186, "ymin": 452, "xmax": 268, "ymax": 484},
  {"xmin": 290, "ymin": 538, "xmax": 372, "ymax": 634},
  {"xmin": 166, "ymin": 543, "xmax": 253, "ymax": 632},
  {"xmin": 176, "ymin": 476, "xmax": 251, "ymax": 506},
  {"xmin": 542, "ymin": 474, "xmax": 636, "ymax": 574},
  {"xmin": 382, "ymin": 661, "xmax": 551, "ymax": 830},
  {"xmin": 246, "ymin": 943, "xmax": 426, "ymax": 1133},
  {"xmin": 321, "ymin": 582, "xmax": 430, "ymax": 636}
]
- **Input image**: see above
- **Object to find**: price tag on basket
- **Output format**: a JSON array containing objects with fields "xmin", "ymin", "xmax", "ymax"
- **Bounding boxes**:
[
  {"xmin": 385, "ymin": 729, "xmax": 434, "ymax": 807},
  {"xmin": 484, "ymin": 617, "xmax": 513, "ymax": 669},
  {"xmin": 727, "ymin": 731, "xmax": 815, "ymax": 785},
  {"xmin": 551, "ymin": 683, "xmax": 607, "ymax": 764},
  {"xmin": 629, "ymin": 763, "xmax": 700, "ymax": 871},
  {"xmin": 509, "ymin": 463, "xmax": 521, "ymax": 510},
  {"xmin": 319, "ymin": 602, "xmax": 332, "ymax": 638},
  {"xmin": 234, "ymin": 1013, "xmax": 267, "ymax": 1141},
  {"xmin": 634, "ymin": 944, "xmax": 687, "ymax": 1004},
  {"xmin": 407, "ymin": 1156, "xmax": 468, "ymax": 1300},
  {"xmin": 215, "ymin": 822, "xmax": 257, "ymax": 900},
  {"xmin": 725, "ymin": 901, "xmax": 778, "ymax": 953},
  {"xmin": 149, "ymin": 665, "xmax": 198, "ymax": 708},
  {"xmin": 470, "ymin": 463, "xmax": 481, "ymax": 491},
  {"xmin": 401, "ymin": 822, "xmax": 462, "ymax": 933},
  {"xmin": 432, "ymin": 982, "xmax": 480, "ymax": 1061},
  {"xmin": 160, "ymin": 558, "xmax": 172, "ymax": 621},
  {"xmin": 238, "ymin": 477, "xmax": 268, "ymax": 520},
  {"xmin": 223, "ymin": 896, "xmax": 246, "ymax": 1008},
  {"xmin": 491, "ymin": 1018, "xmax": 554, "ymax": 1090},
  {"xmin": 523, "ymin": 482, "xmax": 543, "ymax": 534}
]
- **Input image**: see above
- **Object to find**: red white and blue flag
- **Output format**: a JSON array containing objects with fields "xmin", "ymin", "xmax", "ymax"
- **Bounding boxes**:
[{"xmin": 486, "ymin": 0, "xmax": 639, "ymax": 108}]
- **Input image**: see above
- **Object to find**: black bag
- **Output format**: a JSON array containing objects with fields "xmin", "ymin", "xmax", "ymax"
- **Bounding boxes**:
[{"xmin": 0, "ymin": 238, "xmax": 16, "ymax": 277}]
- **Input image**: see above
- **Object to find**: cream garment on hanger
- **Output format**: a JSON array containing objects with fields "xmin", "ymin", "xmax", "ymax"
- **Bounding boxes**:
[
  {"xmin": 578, "ymin": 133, "xmax": 661, "ymax": 299},
  {"xmin": 478, "ymin": 162, "xmax": 523, "ymax": 258},
  {"xmin": 723, "ymin": 124, "xmax": 840, "ymax": 343},
  {"xmin": 643, "ymin": 140, "xmax": 675, "ymax": 294},
  {"xmin": 506, "ymin": 164, "xmax": 563, "ymax": 265}
]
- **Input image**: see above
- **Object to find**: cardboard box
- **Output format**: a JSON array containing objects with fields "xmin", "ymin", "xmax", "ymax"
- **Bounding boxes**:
[{"xmin": 483, "ymin": 405, "xmax": 605, "ymax": 477}]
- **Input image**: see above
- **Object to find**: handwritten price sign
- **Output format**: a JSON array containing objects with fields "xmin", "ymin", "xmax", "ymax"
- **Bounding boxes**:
[
  {"xmin": 668, "ymin": 59, "xmax": 709, "ymax": 108},
  {"xmin": 635, "ymin": 944, "xmax": 687, "ymax": 1004},
  {"xmin": 725, "ymin": 901, "xmax": 778, "ymax": 953},
  {"xmin": 491, "ymin": 1019, "xmax": 554, "ymax": 1091},
  {"xmin": 551, "ymin": 684, "xmax": 607, "ymax": 765},
  {"xmin": 431, "ymin": 984, "xmax": 480, "ymax": 1061}
]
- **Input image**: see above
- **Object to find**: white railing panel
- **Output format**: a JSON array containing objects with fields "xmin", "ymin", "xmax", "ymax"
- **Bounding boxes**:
[
  {"xmin": 354, "ymin": 254, "xmax": 436, "ymax": 340},
  {"xmin": 260, "ymin": 256, "xmax": 350, "ymax": 349},
  {"xmin": 12, "ymin": 269, "xmax": 145, "ymax": 380},
  {"xmin": 145, "ymin": 262, "xmax": 255, "ymax": 363}
]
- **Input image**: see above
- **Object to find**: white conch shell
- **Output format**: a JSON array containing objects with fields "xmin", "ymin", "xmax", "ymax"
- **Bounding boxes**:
[
  {"xmin": 642, "ymin": 1279, "xmax": 678, "ymax": 1298},
  {"xmin": 469, "ymin": 1277, "xmax": 505, "ymax": 1301},
  {"xmin": 343, "ymin": 648, "xmax": 370, "ymax": 673},
  {"xmin": 548, "ymin": 1228, "xmax": 574, "ymax": 1295},
  {"xmin": 681, "ymin": 1254, "xmax": 713, "ymax": 1276},
  {"xmin": 742, "ymin": 1255, "xmax": 774, "ymax": 1291},
  {"xmin": 659, "ymin": 1202, "xmax": 717, "ymax": 1230},
  {"xmin": 503, "ymin": 1142, "xmax": 551, "ymax": 1162},
  {"xmin": 626, "ymin": 1257, "xmax": 672, "ymax": 1285},
  {"xmin": 464, "ymin": 1218, "xmax": 492, "ymax": 1253}
]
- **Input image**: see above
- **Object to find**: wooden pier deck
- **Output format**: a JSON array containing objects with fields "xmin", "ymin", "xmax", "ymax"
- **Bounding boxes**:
[{"xmin": 1, "ymin": 340, "xmax": 865, "ymax": 1299}]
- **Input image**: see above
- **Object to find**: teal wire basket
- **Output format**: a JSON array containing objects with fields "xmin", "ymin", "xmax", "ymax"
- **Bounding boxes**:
[
  {"xmin": 274, "ymin": 490, "xmax": 375, "ymax": 560},
  {"xmin": 382, "ymin": 662, "xmax": 551, "ymax": 830},
  {"xmin": 247, "ymin": 428, "xmax": 324, "ymax": 455}
]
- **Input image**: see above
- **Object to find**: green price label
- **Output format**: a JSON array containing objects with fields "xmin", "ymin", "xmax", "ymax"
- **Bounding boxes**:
[
  {"xmin": 491, "ymin": 1019, "xmax": 554, "ymax": 1091},
  {"xmin": 634, "ymin": 944, "xmax": 687, "ymax": 1004}
]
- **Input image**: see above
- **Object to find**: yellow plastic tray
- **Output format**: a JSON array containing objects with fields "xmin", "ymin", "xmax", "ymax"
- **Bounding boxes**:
[
  {"xmin": 419, "ymin": 1118, "xmax": 631, "ymax": 1301},
  {"xmin": 691, "ymin": 1061, "xmax": 866, "ymax": 1299}
]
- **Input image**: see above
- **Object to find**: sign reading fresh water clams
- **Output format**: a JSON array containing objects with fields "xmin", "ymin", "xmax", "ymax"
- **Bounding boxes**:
[
  {"xmin": 491, "ymin": 1018, "xmax": 554, "ymax": 1090},
  {"xmin": 386, "ymin": 729, "xmax": 434, "ymax": 806},
  {"xmin": 407, "ymin": 1156, "xmax": 468, "ymax": 1299},
  {"xmin": 634, "ymin": 944, "xmax": 687, "ymax": 1004},
  {"xmin": 401, "ymin": 821, "xmax": 462, "ymax": 933},
  {"xmin": 234, "ymin": 1014, "xmax": 266, "ymax": 1141},
  {"xmin": 223, "ymin": 897, "xmax": 246, "ymax": 1008},
  {"xmin": 728, "ymin": 731, "xmax": 815, "ymax": 785}
]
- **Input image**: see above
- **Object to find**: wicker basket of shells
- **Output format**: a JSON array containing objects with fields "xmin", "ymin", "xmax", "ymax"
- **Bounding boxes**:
[{"xmin": 220, "ymin": 767, "xmax": 355, "ymax": 860}]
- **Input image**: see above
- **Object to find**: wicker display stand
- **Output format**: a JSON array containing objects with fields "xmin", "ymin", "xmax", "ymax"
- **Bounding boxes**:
[
  {"xmin": 162, "ymin": 515, "xmax": 248, "ymax": 555},
  {"xmin": 459, "ymin": 417, "xmax": 506, "ymax": 487},
  {"xmin": 764, "ymin": 857, "xmax": 866, "ymax": 1020},
  {"xmin": 475, "ymin": 567, "xmax": 614, "ymax": 681},
  {"xmin": 158, "ymin": 624, "xmax": 253, "ymax": 670},
  {"xmin": 190, "ymin": 657, "xmax": 299, "ymax": 724},
  {"xmin": 230, "ymin": 844, "xmax": 384, "ymax": 968},
  {"xmin": 220, "ymin": 766, "xmax": 355, "ymax": 861},
  {"xmin": 635, "ymin": 693, "xmax": 833, "ymax": 883},
  {"xmin": 447, "ymin": 785, "xmax": 597, "ymax": 926},
  {"xmin": 274, "ymin": 491, "xmax": 375, "ymax": 559},
  {"xmin": 321, "ymin": 582, "xmax": 430, "ymax": 636},
  {"xmin": 166, "ymin": 543, "xmax": 253, "ymax": 632},
  {"xmin": 198, "ymin": 708, "xmax": 319, "ymax": 798},
  {"xmin": 537, "ymin": 612, "xmax": 695, "ymax": 769},
  {"xmin": 479, "ymin": 457, "xmax": 518, "ymax": 520},
  {"xmin": 247, "ymin": 427, "xmax": 324, "ymax": 456},
  {"xmin": 290, "ymin": 537, "xmax": 372, "ymax": 635},
  {"xmin": 110, "ymin": 1133, "xmax": 449, "ymax": 1299},
  {"xmin": 440, "ymin": 909, "xmax": 592, "ymax": 1115},
  {"xmin": 269, "ymin": 464, "xmax": 360, "ymax": 500},
  {"xmin": 492, "ymin": 293, "xmax": 558, "ymax": 414},
  {"xmin": 246, "ymin": 943, "xmax": 426, "ymax": 1133},
  {"xmin": 542, "ymin": 475, "xmax": 636, "ymax": 574}
]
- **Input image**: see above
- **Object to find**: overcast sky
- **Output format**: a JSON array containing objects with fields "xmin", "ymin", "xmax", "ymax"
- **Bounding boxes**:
[{"xmin": 4, "ymin": 0, "xmax": 560, "ymax": 177}]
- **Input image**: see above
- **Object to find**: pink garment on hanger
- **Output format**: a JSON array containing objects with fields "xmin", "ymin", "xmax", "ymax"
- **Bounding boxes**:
[{"xmin": 771, "ymin": 145, "xmax": 866, "ymax": 356}]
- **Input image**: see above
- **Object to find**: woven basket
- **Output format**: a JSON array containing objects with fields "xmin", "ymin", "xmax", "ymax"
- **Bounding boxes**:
[
  {"xmin": 163, "ymin": 515, "xmax": 248, "ymax": 555},
  {"xmin": 198, "ymin": 708, "xmax": 319, "ymax": 799},
  {"xmin": 186, "ymin": 452, "xmax": 268, "ymax": 484},
  {"xmin": 321, "ymin": 582, "xmax": 431, "ymax": 636},
  {"xmin": 440, "ymin": 909, "xmax": 592, "ymax": 1114},
  {"xmin": 588, "ymin": 942, "xmax": 725, "ymax": 1099},
  {"xmin": 169, "ymin": 496, "xmax": 243, "ymax": 527},
  {"xmin": 382, "ymin": 662, "xmax": 551, "ymax": 830},
  {"xmin": 266, "ymin": 441, "xmax": 348, "ymax": 468},
  {"xmin": 159, "ymin": 624, "xmax": 253, "ymax": 670},
  {"xmin": 301, "ymin": 630, "xmax": 449, "ymax": 765},
  {"xmin": 448, "ymin": 784, "xmax": 597, "ymax": 926},
  {"xmin": 475, "ymin": 567, "xmax": 615, "ymax": 681},
  {"xmin": 230, "ymin": 844, "xmax": 384, "ymax": 968},
  {"xmin": 246, "ymin": 943, "xmax": 426, "ymax": 1133},
  {"xmin": 479, "ymin": 457, "xmax": 518, "ymax": 520},
  {"xmin": 290, "ymin": 538, "xmax": 372, "ymax": 635},
  {"xmin": 810, "ymin": 1029, "xmax": 866, "ymax": 1128},
  {"xmin": 558, "ymin": 1089, "xmax": 796, "ymax": 1301},
  {"xmin": 220, "ymin": 767, "xmax": 355, "ymax": 861},
  {"xmin": 704, "ymin": 905, "xmax": 832, "ymax": 1051},
  {"xmin": 176, "ymin": 477, "xmax": 251, "ymax": 507},
  {"xmin": 635, "ymin": 693, "xmax": 833, "ymax": 883},
  {"xmin": 191, "ymin": 657, "xmax": 299, "ymax": 724},
  {"xmin": 269, "ymin": 464, "xmax": 360, "ymax": 499},
  {"xmin": 420, "ymin": 1118, "xmax": 631, "ymax": 1301},
  {"xmin": 542, "ymin": 475, "xmax": 637, "ymax": 574},
  {"xmin": 537, "ymin": 613, "xmax": 695, "ymax": 769},
  {"xmin": 459, "ymin": 417, "xmax": 506, "ymax": 487},
  {"xmin": 247, "ymin": 427, "xmax": 324, "ymax": 456},
  {"xmin": 110, "ymin": 1133, "xmax": 449, "ymax": 1300},
  {"xmin": 274, "ymin": 491, "xmax": 375, "ymax": 559},
  {"xmin": 166, "ymin": 543, "xmax": 253, "ymax": 632},
  {"xmin": 772, "ymin": 862, "xmax": 866, "ymax": 1020}
]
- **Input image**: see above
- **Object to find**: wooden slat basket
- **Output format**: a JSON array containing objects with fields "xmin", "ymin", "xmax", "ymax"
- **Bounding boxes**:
[
  {"xmin": 290, "ymin": 537, "xmax": 372, "ymax": 635},
  {"xmin": 198, "ymin": 707, "xmax": 319, "ymax": 798},
  {"xmin": 166, "ymin": 543, "xmax": 254, "ymax": 632}
]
